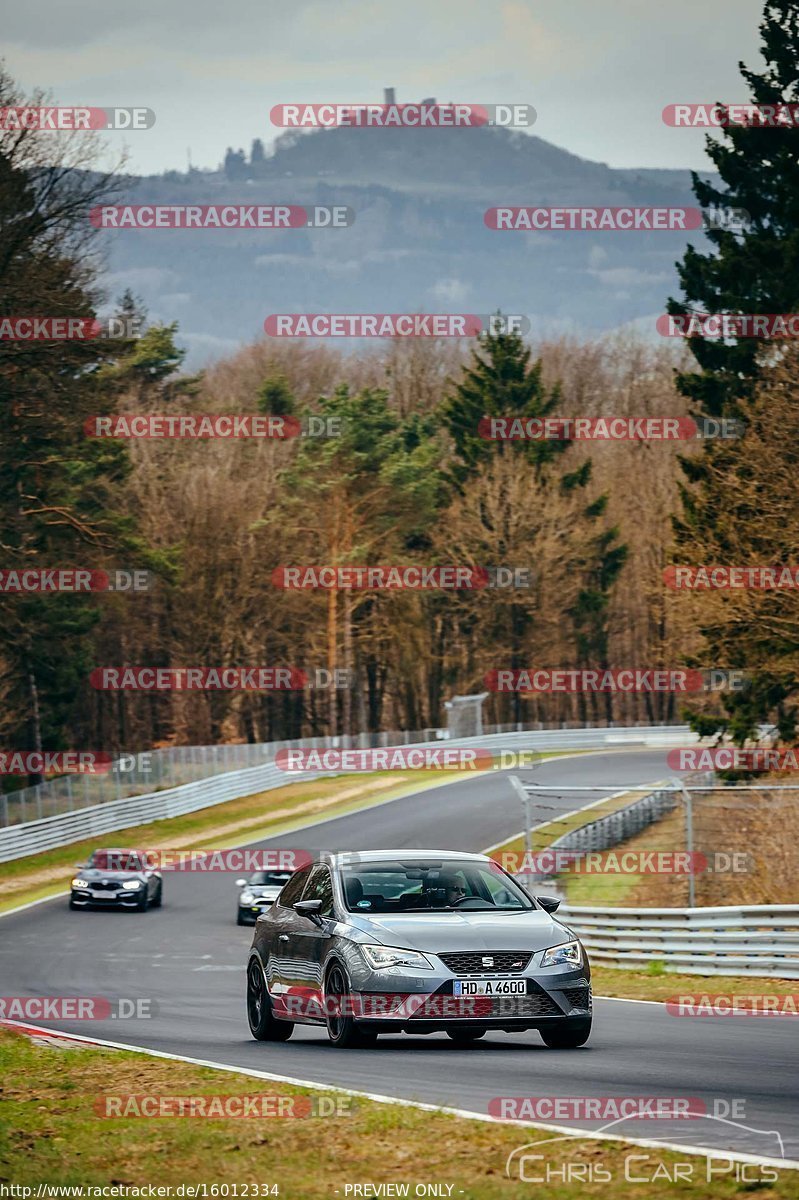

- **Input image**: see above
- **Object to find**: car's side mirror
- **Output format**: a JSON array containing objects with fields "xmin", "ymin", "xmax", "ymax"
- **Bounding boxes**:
[
  {"xmin": 294, "ymin": 899, "xmax": 323, "ymax": 924},
  {"xmin": 236, "ymin": 878, "xmax": 247, "ymax": 887},
  {"xmin": 536, "ymin": 895, "xmax": 561, "ymax": 913},
  {"xmin": 76, "ymin": 863, "xmax": 86, "ymax": 869}
]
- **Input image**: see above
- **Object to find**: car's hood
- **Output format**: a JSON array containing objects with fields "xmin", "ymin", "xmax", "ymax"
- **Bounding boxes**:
[
  {"xmin": 246, "ymin": 886, "xmax": 281, "ymax": 898},
  {"xmin": 76, "ymin": 868, "xmax": 146, "ymax": 882},
  {"xmin": 349, "ymin": 909, "xmax": 569, "ymax": 954}
]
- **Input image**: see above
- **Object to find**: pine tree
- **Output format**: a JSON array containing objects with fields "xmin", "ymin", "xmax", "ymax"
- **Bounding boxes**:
[
  {"xmin": 668, "ymin": 1, "xmax": 799, "ymax": 419},
  {"xmin": 668, "ymin": 3, "xmax": 799, "ymax": 744},
  {"xmin": 0, "ymin": 68, "xmax": 158, "ymax": 776},
  {"xmin": 441, "ymin": 325, "xmax": 563, "ymax": 488}
]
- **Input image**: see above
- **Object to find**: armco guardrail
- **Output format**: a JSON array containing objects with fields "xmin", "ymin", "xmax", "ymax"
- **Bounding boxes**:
[
  {"xmin": 559, "ymin": 903, "xmax": 799, "ymax": 979},
  {"xmin": 0, "ymin": 718, "xmax": 687, "ymax": 827},
  {"xmin": 0, "ymin": 723, "xmax": 697, "ymax": 862}
]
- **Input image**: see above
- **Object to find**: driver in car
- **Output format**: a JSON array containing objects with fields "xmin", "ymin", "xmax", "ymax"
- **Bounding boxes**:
[{"xmin": 431, "ymin": 872, "xmax": 468, "ymax": 906}]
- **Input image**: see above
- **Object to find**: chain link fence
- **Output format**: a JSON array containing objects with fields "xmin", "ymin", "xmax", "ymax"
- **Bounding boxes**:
[{"xmin": 507, "ymin": 775, "xmax": 799, "ymax": 909}]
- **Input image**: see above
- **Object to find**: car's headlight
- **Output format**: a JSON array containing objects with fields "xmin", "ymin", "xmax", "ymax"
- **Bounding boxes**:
[
  {"xmin": 540, "ymin": 940, "xmax": 582, "ymax": 968},
  {"xmin": 122, "ymin": 880, "xmax": 143, "ymax": 890},
  {"xmin": 72, "ymin": 878, "xmax": 89, "ymax": 889},
  {"xmin": 361, "ymin": 944, "xmax": 433, "ymax": 971},
  {"xmin": 240, "ymin": 890, "xmax": 255, "ymax": 905}
]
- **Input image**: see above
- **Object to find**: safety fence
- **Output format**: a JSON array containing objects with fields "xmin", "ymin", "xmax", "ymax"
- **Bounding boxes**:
[
  {"xmin": 0, "ymin": 723, "xmax": 696, "ymax": 861},
  {"xmin": 0, "ymin": 719, "xmax": 687, "ymax": 828},
  {"xmin": 559, "ymin": 903, "xmax": 799, "ymax": 978}
]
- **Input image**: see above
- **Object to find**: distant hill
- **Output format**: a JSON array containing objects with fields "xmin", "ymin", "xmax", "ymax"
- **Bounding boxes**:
[{"xmin": 96, "ymin": 125, "xmax": 718, "ymax": 365}]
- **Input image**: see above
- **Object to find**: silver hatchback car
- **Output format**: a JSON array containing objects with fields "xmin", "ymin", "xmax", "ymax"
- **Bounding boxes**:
[{"xmin": 246, "ymin": 849, "xmax": 591, "ymax": 1048}]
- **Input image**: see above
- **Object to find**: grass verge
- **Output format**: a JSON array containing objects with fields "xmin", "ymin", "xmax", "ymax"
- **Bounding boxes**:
[
  {"xmin": 0, "ymin": 1029, "xmax": 796, "ymax": 1195},
  {"xmin": 592, "ymin": 964, "xmax": 799, "ymax": 1003}
]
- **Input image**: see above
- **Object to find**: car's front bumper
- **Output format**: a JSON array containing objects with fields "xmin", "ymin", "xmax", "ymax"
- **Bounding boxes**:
[
  {"xmin": 270, "ymin": 946, "xmax": 591, "ymax": 1031},
  {"xmin": 351, "ymin": 972, "xmax": 591, "ymax": 1030},
  {"xmin": 71, "ymin": 888, "xmax": 144, "ymax": 907},
  {"xmin": 238, "ymin": 900, "xmax": 275, "ymax": 923}
]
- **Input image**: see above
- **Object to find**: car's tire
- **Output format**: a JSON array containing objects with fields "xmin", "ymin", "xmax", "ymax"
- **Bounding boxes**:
[
  {"xmin": 324, "ymin": 963, "xmax": 376, "ymax": 1048},
  {"xmin": 136, "ymin": 889, "xmax": 149, "ymax": 912},
  {"xmin": 540, "ymin": 1017, "xmax": 592, "ymax": 1048},
  {"xmin": 446, "ymin": 1028, "xmax": 486, "ymax": 1044},
  {"xmin": 68, "ymin": 897, "xmax": 81, "ymax": 910},
  {"xmin": 247, "ymin": 959, "xmax": 293, "ymax": 1042},
  {"xmin": 236, "ymin": 909, "xmax": 247, "ymax": 926},
  {"xmin": 151, "ymin": 882, "xmax": 163, "ymax": 908}
]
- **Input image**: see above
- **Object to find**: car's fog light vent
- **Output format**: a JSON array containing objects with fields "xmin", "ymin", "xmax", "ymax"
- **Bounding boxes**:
[{"xmin": 562, "ymin": 985, "xmax": 592, "ymax": 1009}]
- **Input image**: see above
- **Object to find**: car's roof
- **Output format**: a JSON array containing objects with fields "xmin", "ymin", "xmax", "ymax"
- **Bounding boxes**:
[{"xmin": 327, "ymin": 849, "xmax": 490, "ymax": 866}]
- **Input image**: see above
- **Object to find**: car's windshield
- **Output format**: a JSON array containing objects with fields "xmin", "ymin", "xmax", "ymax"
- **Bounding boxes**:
[
  {"xmin": 248, "ymin": 871, "xmax": 293, "ymax": 887},
  {"xmin": 88, "ymin": 850, "xmax": 143, "ymax": 871},
  {"xmin": 340, "ymin": 859, "xmax": 534, "ymax": 913}
]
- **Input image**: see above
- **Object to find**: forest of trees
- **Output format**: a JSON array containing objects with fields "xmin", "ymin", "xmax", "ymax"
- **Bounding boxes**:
[{"xmin": 2, "ymin": 1, "xmax": 799, "ymax": 774}]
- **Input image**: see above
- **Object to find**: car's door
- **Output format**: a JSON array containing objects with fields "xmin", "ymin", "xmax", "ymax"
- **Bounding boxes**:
[
  {"xmin": 277, "ymin": 864, "xmax": 336, "ymax": 1020},
  {"xmin": 263, "ymin": 864, "xmax": 313, "ymax": 1012}
]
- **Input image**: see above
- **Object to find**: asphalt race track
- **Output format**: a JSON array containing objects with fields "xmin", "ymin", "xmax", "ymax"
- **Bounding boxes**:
[{"xmin": 2, "ymin": 749, "xmax": 798, "ymax": 1164}]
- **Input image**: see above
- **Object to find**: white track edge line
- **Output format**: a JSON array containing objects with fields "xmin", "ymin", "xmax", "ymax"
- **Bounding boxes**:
[{"xmin": 1, "ymin": 1019, "xmax": 796, "ymax": 1171}]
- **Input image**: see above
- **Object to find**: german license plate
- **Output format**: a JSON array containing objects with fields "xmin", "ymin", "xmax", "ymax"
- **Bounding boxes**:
[{"xmin": 452, "ymin": 978, "xmax": 527, "ymax": 996}]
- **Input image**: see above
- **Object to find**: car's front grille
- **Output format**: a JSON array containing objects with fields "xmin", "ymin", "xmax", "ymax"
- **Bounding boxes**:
[
  {"xmin": 561, "ymin": 984, "xmax": 592, "ymax": 1009},
  {"xmin": 438, "ymin": 951, "xmax": 532, "ymax": 975},
  {"xmin": 411, "ymin": 991, "xmax": 561, "ymax": 1020},
  {"xmin": 91, "ymin": 881, "xmax": 122, "ymax": 891}
]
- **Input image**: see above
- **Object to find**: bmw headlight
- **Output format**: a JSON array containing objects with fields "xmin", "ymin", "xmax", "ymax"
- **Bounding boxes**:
[
  {"xmin": 71, "ymin": 878, "xmax": 89, "ymax": 889},
  {"xmin": 361, "ymin": 944, "xmax": 433, "ymax": 971},
  {"xmin": 240, "ymin": 890, "xmax": 255, "ymax": 905},
  {"xmin": 540, "ymin": 940, "xmax": 582, "ymax": 968},
  {"xmin": 122, "ymin": 880, "xmax": 143, "ymax": 890}
]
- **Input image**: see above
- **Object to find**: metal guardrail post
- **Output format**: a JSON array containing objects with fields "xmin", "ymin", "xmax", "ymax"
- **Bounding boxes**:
[
  {"xmin": 509, "ymin": 774, "xmax": 532, "ymax": 862},
  {"xmin": 672, "ymin": 775, "xmax": 695, "ymax": 907}
]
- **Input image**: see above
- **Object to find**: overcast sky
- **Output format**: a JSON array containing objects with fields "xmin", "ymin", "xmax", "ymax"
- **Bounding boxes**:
[{"xmin": 4, "ymin": 0, "xmax": 765, "ymax": 175}]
